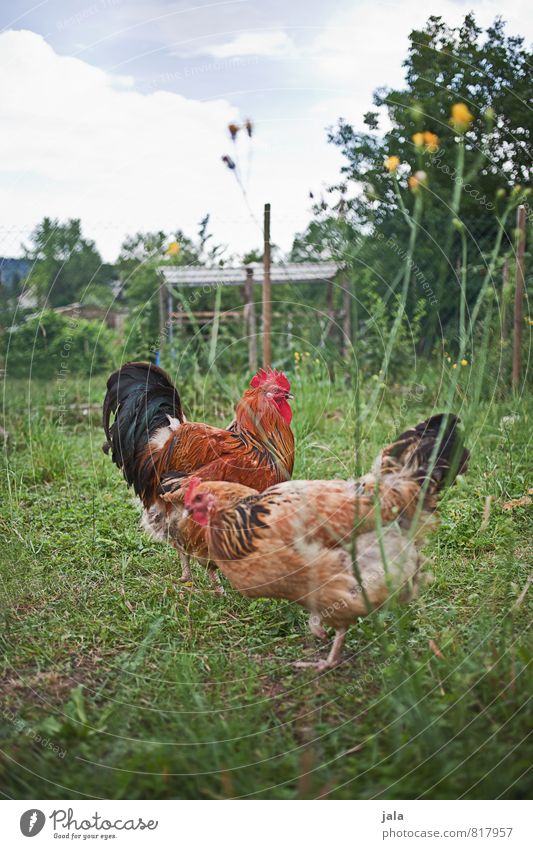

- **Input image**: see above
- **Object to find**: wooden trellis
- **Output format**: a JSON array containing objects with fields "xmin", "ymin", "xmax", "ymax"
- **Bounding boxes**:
[{"xmin": 160, "ymin": 260, "xmax": 342, "ymax": 371}]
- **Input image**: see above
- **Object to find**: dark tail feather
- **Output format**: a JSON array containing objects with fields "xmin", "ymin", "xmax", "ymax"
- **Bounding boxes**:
[
  {"xmin": 102, "ymin": 361, "xmax": 183, "ymax": 497},
  {"xmin": 158, "ymin": 471, "xmax": 191, "ymax": 502},
  {"xmin": 387, "ymin": 413, "xmax": 469, "ymax": 495}
]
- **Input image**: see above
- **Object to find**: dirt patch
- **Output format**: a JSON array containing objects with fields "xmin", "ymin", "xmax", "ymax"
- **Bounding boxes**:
[{"xmin": 0, "ymin": 650, "xmax": 106, "ymax": 712}]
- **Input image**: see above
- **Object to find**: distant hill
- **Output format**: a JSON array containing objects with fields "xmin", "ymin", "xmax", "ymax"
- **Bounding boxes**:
[{"xmin": 0, "ymin": 257, "xmax": 31, "ymax": 290}]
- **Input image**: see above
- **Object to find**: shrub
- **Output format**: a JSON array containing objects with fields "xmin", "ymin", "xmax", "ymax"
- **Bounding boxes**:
[{"xmin": 2, "ymin": 310, "xmax": 116, "ymax": 378}]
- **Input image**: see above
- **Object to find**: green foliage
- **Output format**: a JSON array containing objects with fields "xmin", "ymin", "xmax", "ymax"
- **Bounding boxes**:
[
  {"xmin": 117, "ymin": 229, "xmax": 196, "ymax": 357},
  {"xmin": 118, "ymin": 216, "xmax": 227, "ymax": 361},
  {"xmin": 24, "ymin": 218, "xmax": 113, "ymax": 308},
  {"xmin": 2, "ymin": 310, "xmax": 115, "ymax": 378},
  {"xmin": 294, "ymin": 14, "xmax": 532, "ymax": 347}
]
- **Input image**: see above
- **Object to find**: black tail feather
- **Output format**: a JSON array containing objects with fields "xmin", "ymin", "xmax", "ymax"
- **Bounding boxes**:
[
  {"xmin": 389, "ymin": 413, "xmax": 469, "ymax": 494},
  {"xmin": 102, "ymin": 361, "xmax": 183, "ymax": 498}
]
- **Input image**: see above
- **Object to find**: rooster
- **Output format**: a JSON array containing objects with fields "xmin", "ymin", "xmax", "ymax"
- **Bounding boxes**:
[
  {"xmin": 102, "ymin": 361, "xmax": 294, "ymax": 589},
  {"xmin": 175, "ymin": 414, "xmax": 468, "ymax": 667}
]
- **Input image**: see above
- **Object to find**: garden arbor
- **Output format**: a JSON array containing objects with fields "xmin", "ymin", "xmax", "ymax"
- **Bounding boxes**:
[{"xmin": 159, "ymin": 261, "xmax": 342, "ymax": 370}]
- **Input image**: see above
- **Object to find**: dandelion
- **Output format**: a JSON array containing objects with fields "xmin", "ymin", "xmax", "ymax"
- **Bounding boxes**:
[
  {"xmin": 412, "ymin": 132, "xmax": 424, "ymax": 148},
  {"xmin": 460, "ymin": 358, "xmax": 468, "ymax": 366},
  {"xmin": 450, "ymin": 103, "xmax": 474, "ymax": 132},
  {"xmin": 165, "ymin": 241, "xmax": 180, "ymax": 256},
  {"xmin": 408, "ymin": 170, "xmax": 427, "ymax": 192},
  {"xmin": 228, "ymin": 122, "xmax": 240, "ymax": 141},
  {"xmin": 423, "ymin": 131, "xmax": 439, "ymax": 152},
  {"xmin": 384, "ymin": 155, "xmax": 400, "ymax": 173},
  {"xmin": 452, "ymin": 363, "xmax": 458, "ymax": 369}
]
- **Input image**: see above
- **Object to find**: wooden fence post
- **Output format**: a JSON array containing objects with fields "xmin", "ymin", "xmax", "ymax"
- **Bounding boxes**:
[
  {"xmin": 167, "ymin": 284, "xmax": 173, "ymax": 353},
  {"xmin": 244, "ymin": 267, "xmax": 257, "ymax": 374},
  {"xmin": 501, "ymin": 258, "xmax": 509, "ymax": 340},
  {"xmin": 262, "ymin": 203, "xmax": 272, "ymax": 367},
  {"xmin": 325, "ymin": 277, "xmax": 335, "ymax": 342},
  {"xmin": 342, "ymin": 278, "xmax": 352, "ymax": 358},
  {"xmin": 157, "ymin": 278, "xmax": 166, "ymax": 366},
  {"xmin": 512, "ymin": 204, "xmax": 526, "ymax": 391}
]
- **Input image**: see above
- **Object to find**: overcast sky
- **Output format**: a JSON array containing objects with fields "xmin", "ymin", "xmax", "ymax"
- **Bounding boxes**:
[{"xmin": 0, "ymin": 0, "xmax": 531, "ymax": 261}]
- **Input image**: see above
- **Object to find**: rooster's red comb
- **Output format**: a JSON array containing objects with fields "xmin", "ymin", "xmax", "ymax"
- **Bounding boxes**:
[
  {"xmin": 184, "ymin": 476, "xmax": 203, "ymax": 507},
  {"xmin": 250, "ymin": 367, "xmax": 290, "ymax": 392}
]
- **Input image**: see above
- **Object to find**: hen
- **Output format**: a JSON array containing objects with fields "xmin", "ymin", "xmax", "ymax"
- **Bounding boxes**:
[
  {"xmin": 102, "ymin": 361, "xmax": 294, "ymax": 588},
  {"xmin": 177, "ymin": 414, "xmax": 468, "ymax": 666}
]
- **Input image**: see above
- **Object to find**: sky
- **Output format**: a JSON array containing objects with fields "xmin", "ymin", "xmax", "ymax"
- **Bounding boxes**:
[{"xmin": 0, "ymin": 0, "xmax": 531, "ymax": 261}]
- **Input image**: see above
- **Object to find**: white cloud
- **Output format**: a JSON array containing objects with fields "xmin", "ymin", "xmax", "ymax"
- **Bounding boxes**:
[
  {"xmin": 3, "ymin": 2, "xmax": 529, "ymax": 265},
  {"xmin": 305, "ymin": 0, "xmax": 533, "ymax": 134},
  {"xmin": 197, "ymin": 30, "xmax": 295, "ymax": 59},
  {"xmin": 0, "ymin": 29, "xmax": 345, "ymax": 263}
]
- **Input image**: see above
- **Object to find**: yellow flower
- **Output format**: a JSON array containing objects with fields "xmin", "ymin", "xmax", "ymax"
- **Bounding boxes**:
[
  {"xmin": 165, "ymin": 241, "xmax": 180, "ymax": 256},
  {"xmin": 450, "ymin": 103, "xmax": 474, "ymax": 132},
  {"xmin": 412, "ymin": 132, "xmax": 424, "ymax": 148},
  {"xmin": 460, "ymin": 359, "xmax": 468, "ymax": 366},
  {"xmin": 384, "ymin": 155, "xmax": 400, "ymax": 173},
  {"xmin": 452, "ymin": 363, "xmax": 458, "ymax": 369},
  {"xmin": 408, "ymin": 170, "xmax": 427, "ymax": 192},
  {"xmin": 423, "ymin": 131, "xmax": 439, "ymax": 152},
  {"xmin": 528, "ymin": 318, "xmax": 533, "ymax": 326}
]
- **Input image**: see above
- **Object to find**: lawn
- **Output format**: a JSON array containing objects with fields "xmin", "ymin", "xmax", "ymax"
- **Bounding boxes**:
[{"xmin": 0, "ymin": 368, "xmax": 531, "ymax": 799}]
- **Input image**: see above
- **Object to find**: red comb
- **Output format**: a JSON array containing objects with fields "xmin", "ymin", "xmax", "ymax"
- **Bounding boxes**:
[
  {"xmin": 184, "ymin": 476, "xmax": 203, "ymax": 507},
  {"xmin": 250, "ymin": 367, "xmax": 290, "ymax": 391}
]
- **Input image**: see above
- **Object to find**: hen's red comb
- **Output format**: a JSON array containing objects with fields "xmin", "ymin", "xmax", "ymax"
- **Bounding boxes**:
[
  {"xmin": 184, "ymin": 476, "xmax": 203, "ymax": 507},
  {"xmin": 250, "ymin": 367, "xmax": 290, "ymax": 392}
]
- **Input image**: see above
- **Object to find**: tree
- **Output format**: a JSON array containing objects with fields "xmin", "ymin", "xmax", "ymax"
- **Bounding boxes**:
[
  {"xmin": 299, "ymin": 14, "xmax": 532, "ymax": 343},
  {"xmin": 118, "ymin": 216, "xmax": 226, "ymax": 360},
  {"xmin": 242, "ymin": 249, "xmax": 263, "ymax": 265},
  {"xmin": 24, "ymin": 218, "xmax": 110, "ymax": 307}
]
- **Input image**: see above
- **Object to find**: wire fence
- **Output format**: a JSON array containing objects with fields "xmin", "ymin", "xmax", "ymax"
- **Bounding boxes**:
[{"xmin": 0, "ymin": 208, "xmax": 530, "ymax": 390}]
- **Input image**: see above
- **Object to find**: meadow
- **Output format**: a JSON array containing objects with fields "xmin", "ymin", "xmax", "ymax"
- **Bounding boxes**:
[{"xmin": 0, "ymin": 365, "xmax": 531, "ymax": 800}]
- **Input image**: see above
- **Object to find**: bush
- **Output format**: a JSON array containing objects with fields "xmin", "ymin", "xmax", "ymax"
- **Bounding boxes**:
[{"xmin": 2, "ymin": 310, "xmax": 116, "ymax": 378}]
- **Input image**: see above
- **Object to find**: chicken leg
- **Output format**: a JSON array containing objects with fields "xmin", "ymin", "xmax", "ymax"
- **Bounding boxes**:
[
  {"xmin": 308, "ymin": 613, "xmax": 328, "ymax": 640},
  {"xmin": 179, "ymin": 552, "xmax": 193, "ymax": 583},
  {"xmin": 293, "ymin": 627, "xmax": 348, "ymax": 670},
  {"xmin": 208, "ymin": 565, "xmax": 225, "ymax": 595}
]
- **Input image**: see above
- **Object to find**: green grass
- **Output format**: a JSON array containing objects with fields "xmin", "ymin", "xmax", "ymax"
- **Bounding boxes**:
[{"xmin": 0, "ymin": 370, "xmax": 532, "ymax": 799}]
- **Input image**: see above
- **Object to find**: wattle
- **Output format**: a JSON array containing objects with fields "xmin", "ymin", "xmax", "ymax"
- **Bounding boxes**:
[{"xmin": 276, "ymin": 398, "xmax": 293, "ymax": 425}]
